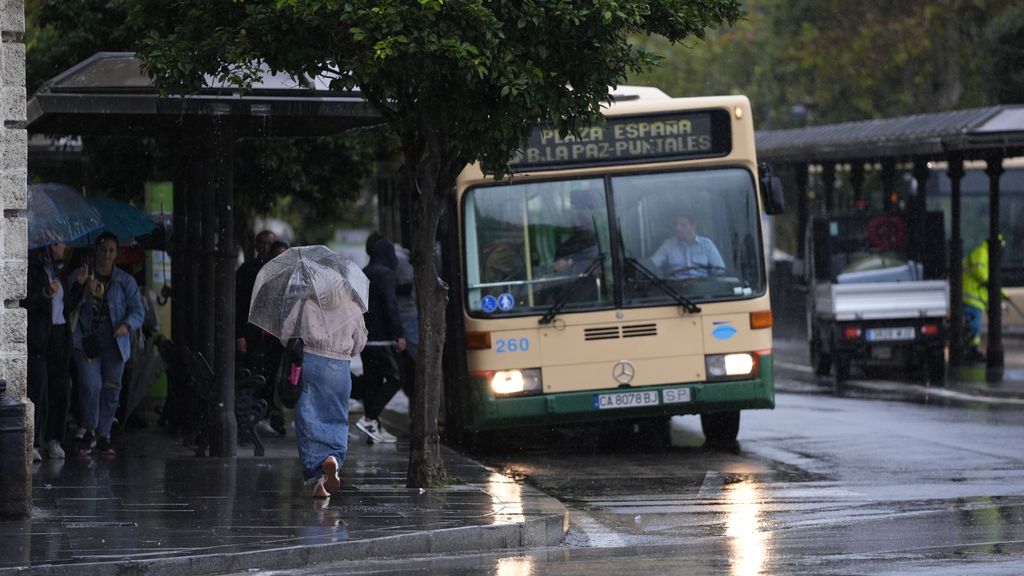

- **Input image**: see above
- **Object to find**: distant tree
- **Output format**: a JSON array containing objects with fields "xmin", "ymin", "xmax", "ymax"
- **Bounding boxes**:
[
  {"xmin": 630, "ymin": 0, "xmax": 1017, "ymax": 127},
  {"xmin": 132, "ymin": 0, "xmax": 743, "ymax": 487},
  {"xmin": 982, "ymin": 4, "xmax": 1024, "ymax": 104}
]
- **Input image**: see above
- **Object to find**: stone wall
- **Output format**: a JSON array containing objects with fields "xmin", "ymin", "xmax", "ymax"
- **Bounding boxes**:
[{"xmin": 0, "ymin": 0, "xmax": 29, "ymax": 519}]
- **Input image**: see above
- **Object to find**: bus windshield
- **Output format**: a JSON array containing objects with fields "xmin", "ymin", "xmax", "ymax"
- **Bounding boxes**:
[
  {"xmin": 614, "ymin": 168, "xmax": 764, "ymax": 306},
  {"xmin": 463, "ymin": 167, "xmax": 766, "ymax": 316}
]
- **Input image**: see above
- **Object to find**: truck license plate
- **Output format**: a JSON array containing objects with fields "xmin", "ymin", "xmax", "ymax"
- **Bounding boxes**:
[
  {"xmin": 595, "ymin": 390, "xmax": 660, "ymax": 410},
  {"xmin": 866, "ymin": 327, "xmax": 915, "ymax": 342}
]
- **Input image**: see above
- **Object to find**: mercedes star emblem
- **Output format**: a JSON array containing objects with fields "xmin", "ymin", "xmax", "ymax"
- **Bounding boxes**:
[{"xmin": 612, "ymin": 360, "xmax": 636, "ymax": 385}]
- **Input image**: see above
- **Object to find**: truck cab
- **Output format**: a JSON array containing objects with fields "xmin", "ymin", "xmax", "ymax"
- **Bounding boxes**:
[{"xmin": 804, "ymin": 211, "xmax": 949, "ymax": 384}]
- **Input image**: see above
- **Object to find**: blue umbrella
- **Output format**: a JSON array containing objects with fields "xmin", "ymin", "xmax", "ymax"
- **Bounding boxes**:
[
  {"xmin": 73, "ymin": 197, "xmax": 158, "ymax": 245},
  {"xmin": 27, "ymin": 183, "xmax": 104, "ymax": 249}
]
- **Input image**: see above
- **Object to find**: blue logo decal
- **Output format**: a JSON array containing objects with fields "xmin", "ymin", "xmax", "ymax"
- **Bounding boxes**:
[
  {"xmin": 711, "ymin": 322, "xmax": 737, "ymax": 340},
  {"xmin": 481, "ymin": 295, "xmax": 498, "ymax": 313},
  {"xmin": 497, "ymin": 293, "xmax": 515, "ymax": 312}
]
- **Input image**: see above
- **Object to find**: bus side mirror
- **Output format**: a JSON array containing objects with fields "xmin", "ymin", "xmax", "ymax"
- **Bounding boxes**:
[{"xmin": 759, "ymin": 163, "xmax": 785, "ymax": 215}]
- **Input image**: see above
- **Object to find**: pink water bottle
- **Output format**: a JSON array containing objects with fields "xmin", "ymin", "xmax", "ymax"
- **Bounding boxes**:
[{"xmin": 289, "ymin": 364, "xmax": 302, "ymax": 386}]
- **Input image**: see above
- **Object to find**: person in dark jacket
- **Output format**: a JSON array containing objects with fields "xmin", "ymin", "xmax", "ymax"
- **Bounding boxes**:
[
  {"xmin": 354, "ymin": 235, "xmax": 406, "ymax": 444},
  {"xmin": 235, "ymin": 229, "xmax": 276, "ymax": 373}
]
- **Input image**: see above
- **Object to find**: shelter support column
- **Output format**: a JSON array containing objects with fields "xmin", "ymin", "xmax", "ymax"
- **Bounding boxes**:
[
  {"xmin": 210, "ymin": 117, "xmax": 237, "ymax": 456},
  {"xmin": 851, "ymin": 163, "xmax": 865, "ymax": 209},
  {"xmin": 881, "ymin": 160, "xmax": 897, "ymax": 212},
  {"xmin": 947, "ymin": 155, "xmax": 965, "ymax": 367},
  {"xmin": 795, "ymin": 164, "xmax": 809, "ymax": 262},
  {"xmin": 822, "ymin": 162, "xmax": 836, "ymax": 213},
  {"xmin": 985, "ymin": 154, "xmax": 1004, "ymax": 382}
]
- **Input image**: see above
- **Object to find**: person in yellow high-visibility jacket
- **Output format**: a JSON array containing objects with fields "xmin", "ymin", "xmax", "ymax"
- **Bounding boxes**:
[{"xmin": 962, "ymin": 236, "xmax": 1007, "ymax": 362}]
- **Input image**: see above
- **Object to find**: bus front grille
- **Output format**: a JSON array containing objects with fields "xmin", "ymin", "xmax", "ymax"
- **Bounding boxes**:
[
  {"xmin": 622, "ymin": 323, "xmax": 658, "ymax": 338},
  {"xmin": 584, "ymin": 326, "xmax": 620, "ymax": 340},
  {"xmin": 583, "ymin": 323, "xmax": 658, "ymax": 340}
]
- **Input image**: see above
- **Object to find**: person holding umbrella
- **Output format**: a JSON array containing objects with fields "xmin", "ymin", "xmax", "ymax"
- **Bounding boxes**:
[
  {"xmin": 66, "ymin": 232, "xmax": 145, "ymax": 457},
  {"xmin": 248, "ymin": 246, "xmax": 368, "ymax": 498}
]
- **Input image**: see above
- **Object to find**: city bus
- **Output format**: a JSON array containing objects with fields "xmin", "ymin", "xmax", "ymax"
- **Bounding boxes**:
[{"xmin": 441, "ymin": 89, "xmax": 784, "ymax": 450}]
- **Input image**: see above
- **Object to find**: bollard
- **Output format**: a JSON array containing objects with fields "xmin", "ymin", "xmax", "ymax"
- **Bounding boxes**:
[{"xmin": 0, "ymin": 379, "xmax": 31, "ymax": 519}]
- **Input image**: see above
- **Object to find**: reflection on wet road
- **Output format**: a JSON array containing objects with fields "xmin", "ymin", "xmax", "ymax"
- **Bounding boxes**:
[{"xmin": 269, "ymin": 386, "xmax": 1024, "ymax": 575}]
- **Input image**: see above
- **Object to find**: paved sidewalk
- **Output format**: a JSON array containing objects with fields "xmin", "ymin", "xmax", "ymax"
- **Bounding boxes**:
[
  {"xmin": 773, "ymin": 334, "xmax": 1024, "ymax": 403},
  {"xmin": 0, "ymin": 409, "xmax": 567, "ymax": 576}
]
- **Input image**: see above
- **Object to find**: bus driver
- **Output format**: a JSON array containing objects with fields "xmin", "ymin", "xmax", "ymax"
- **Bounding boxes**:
[{"xmin": 650, "ymin": 213, "xmax": 725, "ymax": 279}]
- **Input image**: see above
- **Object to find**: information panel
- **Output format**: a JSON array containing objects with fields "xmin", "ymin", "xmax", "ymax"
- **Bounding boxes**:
[{"xmin": 509, "ymin": 109, "xmax": 731, "ymax": 172}]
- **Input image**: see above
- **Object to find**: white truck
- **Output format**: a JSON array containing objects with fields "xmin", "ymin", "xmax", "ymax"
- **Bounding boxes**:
[{"xmin": 804, "ymin": 211, "xmax": 949, "ymax": 383}]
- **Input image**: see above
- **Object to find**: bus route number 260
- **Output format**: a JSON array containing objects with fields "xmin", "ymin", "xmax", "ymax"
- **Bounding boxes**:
[{"xmin": 495, "ymin": 337, "xmax": 530, "ymax": 353}]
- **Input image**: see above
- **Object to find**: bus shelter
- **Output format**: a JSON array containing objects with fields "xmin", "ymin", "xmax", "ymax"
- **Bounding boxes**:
[
  {"xmin": 756, "ymin": 105, "xmax": 1024, "ymax": 379},
  {"xmin": 27, "ymin": 52, "xmax": 382, "ymax": 455}
]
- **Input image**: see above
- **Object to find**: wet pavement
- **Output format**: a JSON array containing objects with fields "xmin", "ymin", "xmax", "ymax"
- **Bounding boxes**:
[
  {"xmin": 773, "ymin": 333, "xmax": 1024, "ymax": 403},
  {"xmin": 0, "ymin": 406, "xmax": 568, "ymax": 576}
]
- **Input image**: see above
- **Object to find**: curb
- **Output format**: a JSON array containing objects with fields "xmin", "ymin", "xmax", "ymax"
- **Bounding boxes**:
[{"xmin": 8, "ymin": 512, "xmax": 567, "ymax": 576}]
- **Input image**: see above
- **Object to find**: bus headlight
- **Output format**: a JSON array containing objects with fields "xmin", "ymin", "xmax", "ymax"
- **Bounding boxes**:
[
  {"xmin": 490, "ymin": 368, "xmax": 542, "ymax": 397},
  {"xmin": 705, "ymin": 353, "xmax": 757, "ymax": 381}
]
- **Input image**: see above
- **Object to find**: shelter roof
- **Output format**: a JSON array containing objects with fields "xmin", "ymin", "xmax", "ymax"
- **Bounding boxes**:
[
  {"xmin": 755, "ymin": 105, "xmax": 1024, "ymax": 164},
  {"xmin": 26, "ymin": 52, "xmax": 382, "ymax": 137}
]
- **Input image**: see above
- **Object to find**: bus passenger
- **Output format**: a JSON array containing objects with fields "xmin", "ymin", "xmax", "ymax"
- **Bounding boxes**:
[{"xmin": 650, "ymin": 213, "xmax": 725, "ymax": 279}]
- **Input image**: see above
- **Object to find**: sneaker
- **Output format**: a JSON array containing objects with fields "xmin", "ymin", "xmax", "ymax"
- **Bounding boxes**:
[
  {"xmin": 374, "ymin": 421, "xmax": 398, "ymax": 444},
  {"xmin": 32, "ymin": 447, "xmax": 42, "ymax": 462},
  {"xmin": 78, "ymin": 431, "xmax": 96, "ymax": 455},
  {"xmin": 355, "ymin": 417, "xmax": 384, "ymax": 443},
  {"xmin": 46, "ymin": 440, "xmax": 65, "ymax": 460},
  {"xmin": 74, "ymin": 427, "xmax": 86, "ymax": 440},
  {"xmin": 321, "ymin": 455, "xmax": 341, "ymax": 493},
  {"xmin": 95, "ymin": 437, "xmax": 115, "ymax": 457},
  {"xmin": 255, "ymin": 419, "xmax": 276, "ymax": 436}
]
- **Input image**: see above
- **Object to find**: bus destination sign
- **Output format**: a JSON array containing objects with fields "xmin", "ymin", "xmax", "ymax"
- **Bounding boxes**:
[{"xmin": 509, "ymin": 109, "xmax": 731, "ymax": 171}]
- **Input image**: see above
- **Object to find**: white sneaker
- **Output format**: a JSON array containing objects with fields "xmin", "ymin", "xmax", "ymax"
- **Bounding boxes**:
[
  {"xmin": 32, "ymin": 447, "xmax": 42, "ymax": 462},
  {"xmin": 46, "ymin": 440, "xmax": 65, "ymax": 459},
  {"xmin": 355, "ymin": 417, "xmax": 383, "ymax": 443},
  {"xmin": 375, "ymin": 421, "xmax": 398, "ymax": 443},
  {"xmin": 254, "ymin": 419, "xmax": 276, "ymax": 436}
]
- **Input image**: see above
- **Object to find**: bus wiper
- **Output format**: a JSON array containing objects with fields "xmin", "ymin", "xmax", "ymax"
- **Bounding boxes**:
[
  {"xmin": 538, "ymin": 254, "xmax": 606, "ymax": 325},
  {"xmin": 625, "ymin": 257, "xmax": 700, "ymax": 314}
]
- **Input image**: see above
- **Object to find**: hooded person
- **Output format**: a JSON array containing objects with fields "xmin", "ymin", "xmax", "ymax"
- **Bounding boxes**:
[{"xmin": 354, "ymin": 235, "xmax": 406, "ymax": 444}]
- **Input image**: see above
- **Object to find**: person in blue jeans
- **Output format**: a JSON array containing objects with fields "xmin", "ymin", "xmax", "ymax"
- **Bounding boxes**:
[
  {"xmin": 66, "ymin": 233, "xmax": 144, "ymax": 457},
  {"xmin": 285, "ymin": 271, "xmax": 367, "ymax": 498}
]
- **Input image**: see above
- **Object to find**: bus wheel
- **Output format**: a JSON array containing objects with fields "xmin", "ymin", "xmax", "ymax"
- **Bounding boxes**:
[{"xmin": 701, "ymin": 411, "xmax": 740, "ymax": 446}]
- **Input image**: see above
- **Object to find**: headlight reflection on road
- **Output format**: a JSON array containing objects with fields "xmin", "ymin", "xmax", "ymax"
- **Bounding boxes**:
[
  {"xmin": 496, "ymin": 556, "xmax": 535, "ymax": 576},
  {"xmin": 486, "ymin": 471, "xmax": 525, "ymax": 523},
  {"xmin": 724, "ymin": 479, "xmax": 769, "ymax": 576}
]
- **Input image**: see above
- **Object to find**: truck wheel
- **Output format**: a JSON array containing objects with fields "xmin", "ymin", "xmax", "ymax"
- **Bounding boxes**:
[
  {"xmin": 926, "ymin": 348, "xmax": 946, "ymax": 384},
  {"xmin": 834, "ymin": 353, "xmax": 851, "ymax": 384},
  {"xmin": 811, "ymin": 339, "xmax": 832, "ymax": 377},
  {"xmin": 701, "ymin": 411, "xmax": 740, "ymax": 446}
]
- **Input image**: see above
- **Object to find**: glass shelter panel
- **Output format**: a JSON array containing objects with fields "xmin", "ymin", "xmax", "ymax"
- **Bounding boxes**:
[
  {"xmin": 613, "ymin": 168, "xmax": 765, "ymax": 306},
  {"xmin": 464, "ymin": 179, "xmax": 613, "ymax": 316}
]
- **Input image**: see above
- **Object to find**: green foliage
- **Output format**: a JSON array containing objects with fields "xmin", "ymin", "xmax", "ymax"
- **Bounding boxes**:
[
  {"xmin": 133, "ymin": 0, "xmax": 742, "ymax": 176},
  {"xmin": 983, "ymin": 3, "xmax": 1024, "ymax": 104},
  {"xmin": 630, "ymin": 0, "xmax": 1020, "ymax": 128}
]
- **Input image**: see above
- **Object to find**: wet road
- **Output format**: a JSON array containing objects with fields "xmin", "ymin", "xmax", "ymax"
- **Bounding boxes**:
[{"xmin": 239, "ymin": 383, "xmax": 1024, "ymax": 575}]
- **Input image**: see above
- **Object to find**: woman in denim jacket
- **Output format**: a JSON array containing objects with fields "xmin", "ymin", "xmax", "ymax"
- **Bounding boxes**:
[{"xmin": 66, "ymin": 232, "xmax": 144, "ymax": 457}]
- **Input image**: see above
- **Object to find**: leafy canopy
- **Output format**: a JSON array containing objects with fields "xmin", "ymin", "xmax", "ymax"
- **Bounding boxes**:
[{"xmin": 133, "ymin": 0, "xmax": 742, "ymax": 175}]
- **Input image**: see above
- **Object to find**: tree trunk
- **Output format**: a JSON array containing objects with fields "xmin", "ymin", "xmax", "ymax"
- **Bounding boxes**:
[{"xmin": 405, "ymin": 139, "xmax": 450, "ymax": 488}]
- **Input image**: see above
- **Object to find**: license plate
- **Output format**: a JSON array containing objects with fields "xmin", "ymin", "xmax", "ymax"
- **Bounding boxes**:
[
  {"xmin": 662, "ymin": 387, "xmax": 692, "ymax": 404},
  {"xmin": 595, "ymin": 390, "xmax": 660, "ymax": 410},
  {"xmin": 866, "ymin": 327, "xmax": 915, "ymax": 342}
]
